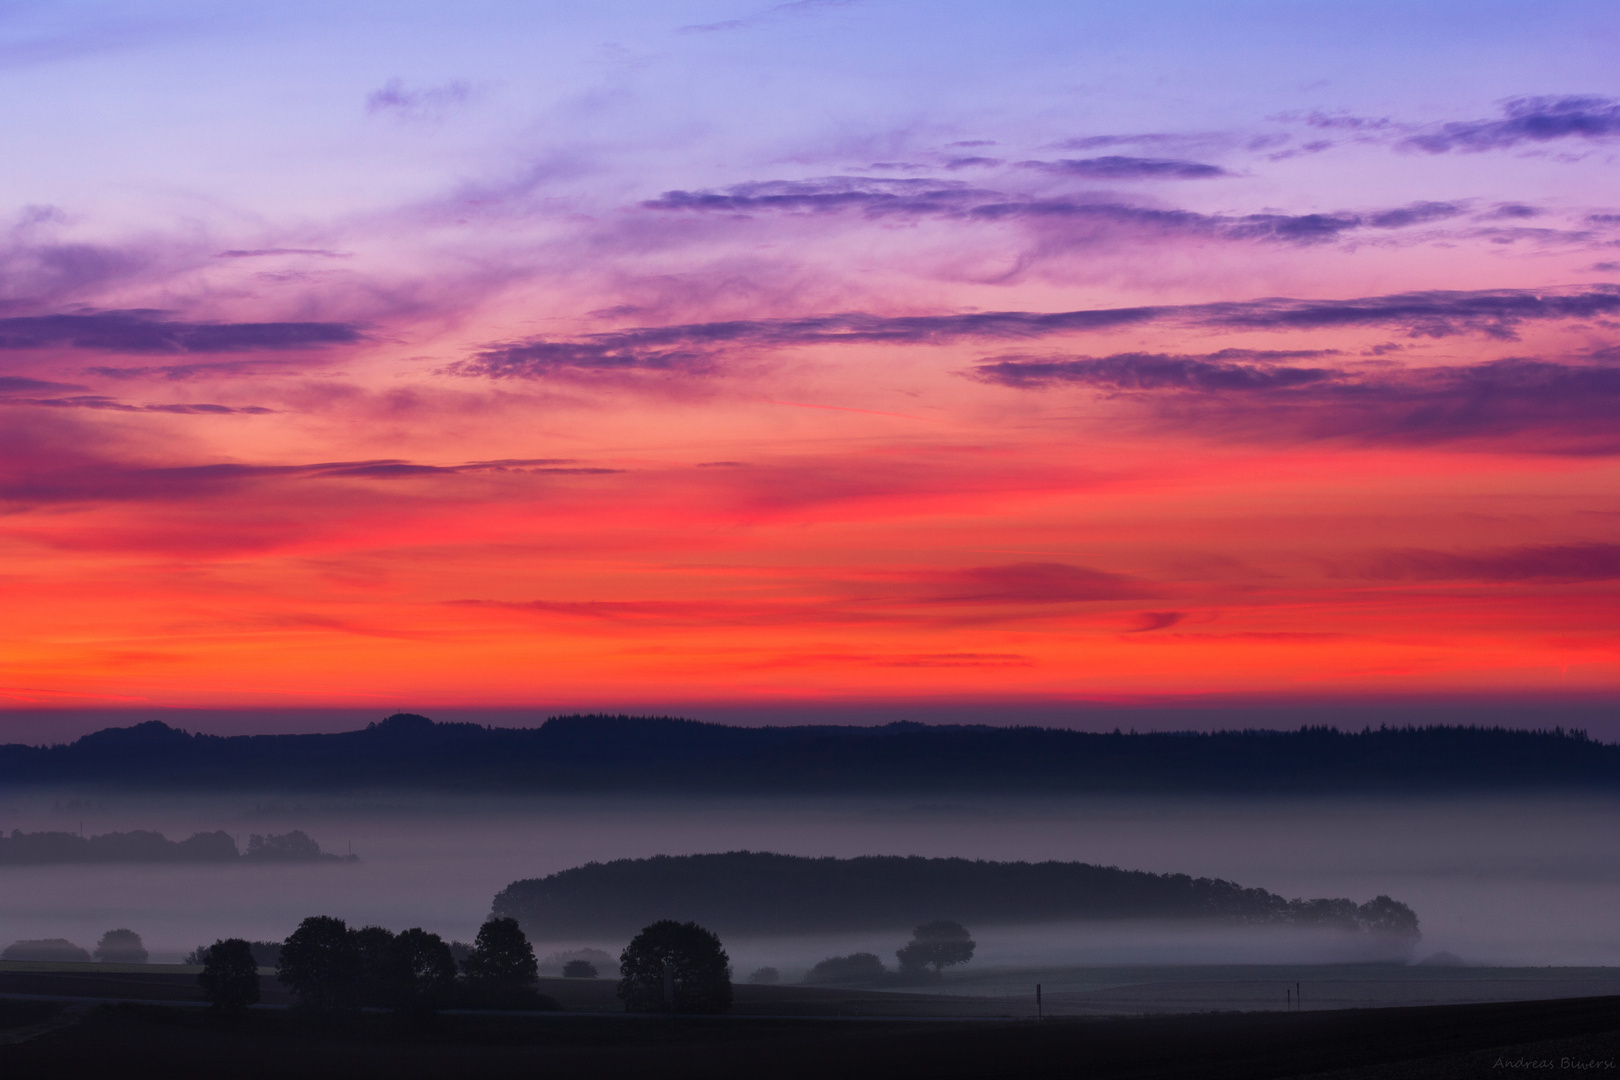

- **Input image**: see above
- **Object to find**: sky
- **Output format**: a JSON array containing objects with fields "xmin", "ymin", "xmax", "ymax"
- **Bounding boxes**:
[{"xmin": 3, "ymin": 1, "xmax": 1619, "ymax": 725}]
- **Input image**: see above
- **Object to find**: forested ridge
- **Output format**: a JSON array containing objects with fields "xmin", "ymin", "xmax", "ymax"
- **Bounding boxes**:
[
  {"xmin": 0, "ymin": 712, "xmax": 1614, "ymax": 792},
  {"xmin": 492, "ymin": 851, "xmax": 1422, "ymax": 942}
]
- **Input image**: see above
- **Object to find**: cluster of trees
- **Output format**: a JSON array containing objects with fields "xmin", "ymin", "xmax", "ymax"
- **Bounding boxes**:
[
  {"xmin": 243, "ymin": 831, "xmax": 353, "ymax": 862},
  {"xmin": 196, "ymin": 916, "xmax": 546, "ymax": 1014},
  {"xmin": 805, "ymin": 921, "xmax": 976, "ymax": 987},
  {"xmin": 195, "ymin": 915, "xmax": 738, "ymax": 1016},
  {"xmin": 0, "ymin": 828, "xmax": 355, "ymax": 865},
  {"xmin": 2, "ymin": 929, "xmax": 149, "ymax": 963}
]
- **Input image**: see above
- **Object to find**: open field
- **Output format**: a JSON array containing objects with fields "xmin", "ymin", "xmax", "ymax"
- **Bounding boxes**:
[
  {"xmin": 8, "ymin": 962, "xmax": 1620, "ymax": 1019},
  {"xmin": 2, "ymin": 995, "xmax": 1619, "ymax": 1079},
  {"xmin": 943, "ymin": 963, "xmax": 1620, "ymax": 1015}
]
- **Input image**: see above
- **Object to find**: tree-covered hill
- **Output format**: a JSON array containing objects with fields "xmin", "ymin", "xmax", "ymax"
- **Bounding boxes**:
[{"xmin": 491, "ymin": 851, "xmax": 1421, "ymax": 945}]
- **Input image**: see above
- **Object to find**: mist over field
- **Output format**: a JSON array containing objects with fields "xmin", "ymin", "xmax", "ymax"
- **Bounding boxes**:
[{"xmin": 3, "ymin": 790, "xmax": 1617, "ymax": 973}]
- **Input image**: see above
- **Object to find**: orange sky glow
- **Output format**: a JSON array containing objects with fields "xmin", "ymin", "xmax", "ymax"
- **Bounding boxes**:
[{"xmin": 3, "ymin": 6, "xmax": 1618, "ymax": 722}]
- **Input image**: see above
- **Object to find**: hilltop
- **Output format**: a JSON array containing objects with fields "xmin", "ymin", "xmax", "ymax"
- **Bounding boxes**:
[
  {"xmin": 0, "ymin": 712, "xmax": 1616, "ymax": 793},
  {"xmin": 491, "ymin": 851, "xmax": 1422, "ymax": 947}
]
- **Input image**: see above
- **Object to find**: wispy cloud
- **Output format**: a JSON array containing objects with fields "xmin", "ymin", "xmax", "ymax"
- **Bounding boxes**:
[
  {"xmin": 1018, "ymin": 156, "xmax": 1228, "ymax": 180},
  {"xmin": 452, "ymin": 560, "xmax": 1152, "ymax": 633},
  {"xmin": 1354, "ymin": 543, "xmax": 1620, "ymax": 582},
  {"xmin": 678, "ymin": 0, "xmax": 859, "ymax": 34},
  {"xmin": 1128, "ymin": 611, "xmax": 1187, "ymax": 632},
  {"xmin": 1363, "ymin": 202, "xmax": 1468, "ymax": 228},
  {"xmin": 678, "ymin": 19, "xmax": 752, "ymax": 33},
  {"xmin": 1049, "ymin": 132, "xmax": 1232, "ymax": 152},
  {"xmin": 366, "ymin": 78, "xmax": 472, "ymax": 120},
  {"xmin": 216, "ymin": 248, "xmax": 351, "ymax": 259},
  {"xmin": 81, "ymin": 359, "xmax": 306, "ymax": 381},
  {"xmin": 0, "ymin": 239, "xmax": 157, "ymax": 307},
  {"xmin": 1401, "ymin": 96, "xmax": 1620, "ymax": 153},
  {"xmin": 642, "ymin": 177, "xmax": 993, "ymax": 215}
]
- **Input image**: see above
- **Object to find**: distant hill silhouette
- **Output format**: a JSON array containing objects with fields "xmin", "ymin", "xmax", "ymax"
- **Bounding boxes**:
[
  {"xmin": 491, "ymin": 852, "xmax": 1422, "ymax": 950},
  {"xmin": 2, "ymin": 938, "xmax": 92, "ymax": 962},
  {"xmin": 0, "ymin": 828, "xmax": 356, "ymax": 864},
  {"xmin": 0, "ymin": 712, "xmax": 1616, "ymax": 793}
]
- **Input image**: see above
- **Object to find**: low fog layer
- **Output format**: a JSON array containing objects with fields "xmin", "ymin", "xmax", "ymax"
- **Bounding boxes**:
[{"xmin": 1, "ymin": 791, "xmax": 1617, "ymax": 967}]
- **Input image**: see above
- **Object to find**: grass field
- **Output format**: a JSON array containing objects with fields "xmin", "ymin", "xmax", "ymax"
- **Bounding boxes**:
[
  {"xmin": 1, "ymin": 994, "xmax": 1618, "ymax": 1079},
  {"xmin": 5, "ymin": 963, "xmax": 1620, "ymax": 1076},
  {"xmin": 8, "ymin": 961, "xmax": 1620, "ymax": 1017}
]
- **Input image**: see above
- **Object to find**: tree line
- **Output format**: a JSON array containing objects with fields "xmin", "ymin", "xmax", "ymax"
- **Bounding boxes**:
[
  {"xmin": 0, "ymin": 828, "xmax": 356, "ymax": 864},
  {"xmin": 195, "ymin": 916, "xmax": 735, "ymax": 1015},
  {"xmin": 3, "ymin": 928, "xmax": 150, "ymax": 963},
  {"xmin": 196, "ymin": 916, "xmax": 548, "ymax": 1014},
  {"xmin": 804, "ymin": 920, "xmax": 977, "ymax": 987},
  {"xmin": 2, "ymin": 713, "xmax": 1615, "ymax": 793}
]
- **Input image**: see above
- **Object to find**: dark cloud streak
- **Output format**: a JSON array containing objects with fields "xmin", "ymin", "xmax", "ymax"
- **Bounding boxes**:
[
  {"xmin": 1357, "ymin": 544, "xmax": 1620, "ymax": 582},
  {"xmin": 646, "ymin": 177, "xmax": 1469, "ymax": 246},
  {"xmin": 926, "ymin": 562, "xmax": 1152, "ymax": 604},
  {"xmin": 0, "ymin": 312, "xmax": 364, "ymax": 354},
  {"xmin": 972, "ymin": 351, "xmax": 1620, "ymax": 453},
  {"xmin": 972, "ymin": 351, "xmax": 1340, "ymax": 392},
  {"xmin": 4, "ymin": 395, "xmax": 275, "ymax": 415},
  {"xmin": 643, "ymin": 177, "xmax": 990, "ymax": 216},
  {"xmin": 0, "ymin": 375, "xmax": 87, "ymax": 393},
  {"xmin": 454, "ymin": 285, "xmax": 1620, "ymax": 379},
  {"xmin": 0, "ymin": 451, "xmax": 621, "ymax": 506},
  {"xmin": 1018, "ymin": 156, "xmax": 1227, "ymax": 179}
]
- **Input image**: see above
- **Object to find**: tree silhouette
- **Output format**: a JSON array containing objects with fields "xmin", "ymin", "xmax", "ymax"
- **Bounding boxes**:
[
  {"xmin": 392, "ymin": 928, "xmax": 457, "ymax": 1012},
  {"xmin": 197, "ymin": 938, "xmax": 260, "ymax": 1012},
  {"xmin": 94, "ymin": 928, "xmax": 147, "ymax": 964},
  {"xmin": 245, "ymin": 830, "xmax": 324, "ymax": 861},
  {"xmin": 895, "ymin": 920, "xmax": 975, "ymax": 979},
  {"xmin": 805, "ymin": 952, "xmax": 887, "ymax": 985},
  {"xmin": 1358, "ymin": 895, "xmax": 1422, "ymax": 940},
  {"xmin": 278, "ymin": 916, "xmax": 361, "ymax": 1010},
  {"xmin": 462, "ymin": 917, "xmax": 538, "ymax": 1006},
  {"xmin": 617, "ymin": 920, "xmax": 732, "ymax": 1014},
  {"xmin": 561, "ymin": 959, "xmax": 598, "ymax": 978},
  {"xmin": 352, "ymin": 925, "xmax": 398, "ymax": 1008}
]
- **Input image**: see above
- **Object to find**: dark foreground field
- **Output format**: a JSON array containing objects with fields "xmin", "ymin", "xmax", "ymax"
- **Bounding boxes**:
[{"xmin": 3, "ymin": 991, "xmax": 1619, "ymax": 1079}]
